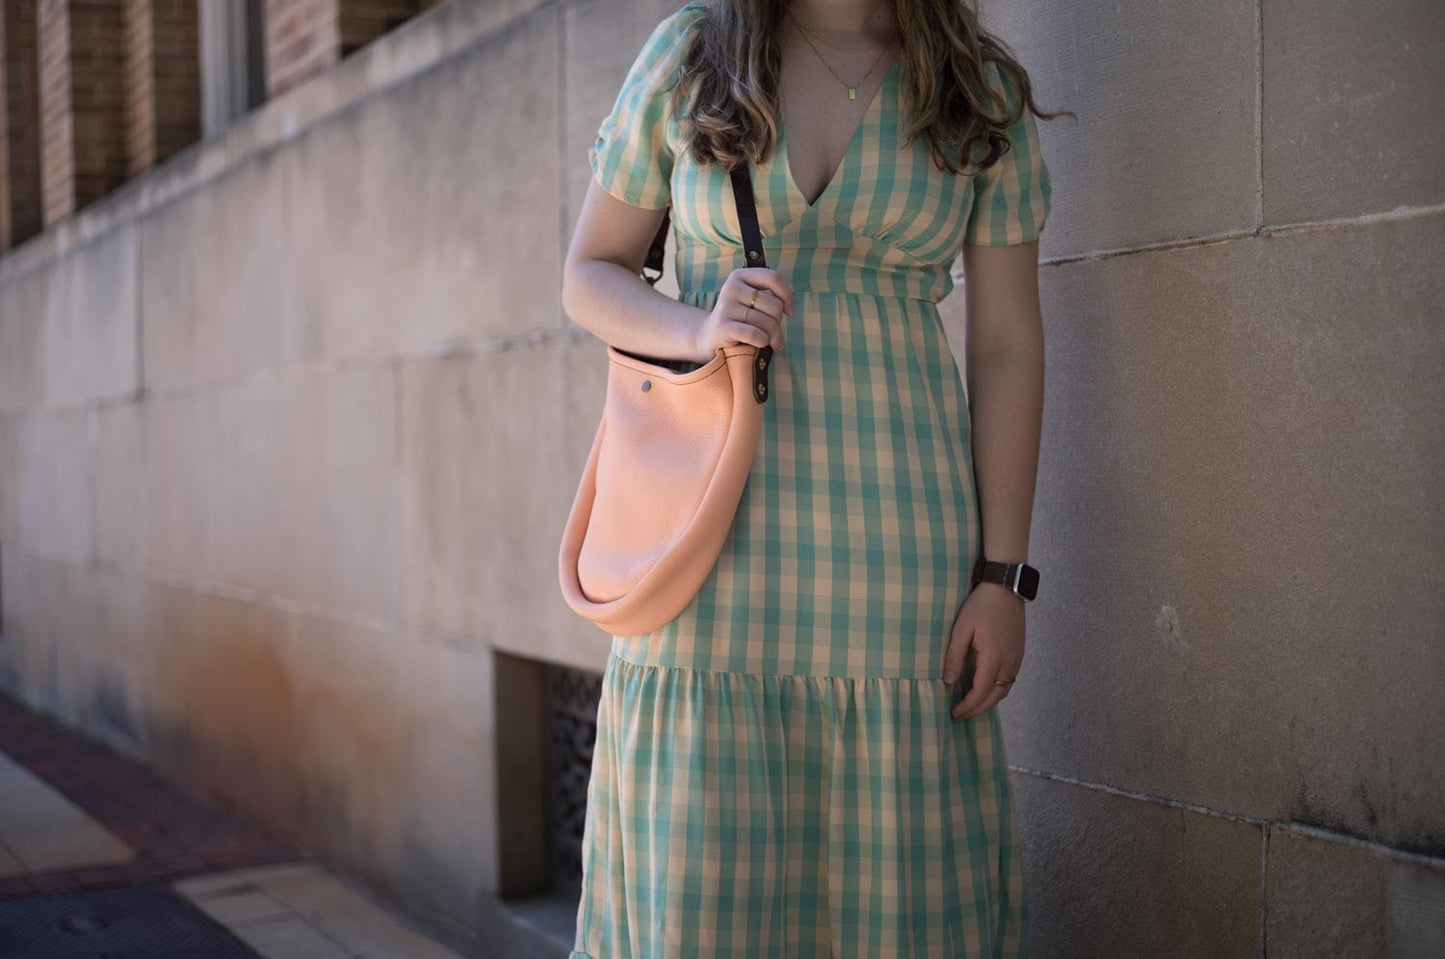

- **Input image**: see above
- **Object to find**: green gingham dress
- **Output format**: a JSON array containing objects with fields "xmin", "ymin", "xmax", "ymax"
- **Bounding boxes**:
[{"xmin": 572, "ymin": 3, "xmax": 1051, "ymax": 957}]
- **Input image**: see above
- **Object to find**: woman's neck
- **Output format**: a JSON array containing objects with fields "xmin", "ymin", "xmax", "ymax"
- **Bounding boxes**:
[{"xmin": 784, "ymin": 0, "xmax": 899, "ymax": 47}]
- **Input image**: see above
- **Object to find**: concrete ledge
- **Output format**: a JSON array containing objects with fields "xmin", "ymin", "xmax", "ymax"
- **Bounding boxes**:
[{"xmin": 0, "ymin": 0, "xmax": 549, "ymax": 289}]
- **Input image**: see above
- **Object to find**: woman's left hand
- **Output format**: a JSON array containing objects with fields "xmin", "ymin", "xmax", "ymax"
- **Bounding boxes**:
[{"xmin": 941, "ymin": 582, "xmax": 1027, "ymax": 721}]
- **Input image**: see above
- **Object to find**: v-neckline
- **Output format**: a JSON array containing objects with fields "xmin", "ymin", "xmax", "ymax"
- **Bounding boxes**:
[{"xmin": 778, "ymin": 57, "xmax": 899, "ymax": 211}]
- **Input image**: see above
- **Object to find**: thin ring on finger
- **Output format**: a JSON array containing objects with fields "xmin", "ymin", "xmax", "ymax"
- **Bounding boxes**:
[
  {"xmin": 983, "ymin": 673, "xmax": 1020, "ymax": 712},
  {"xmin": 954, "ymin": 665, "xmax": 1009, "ymax": 720}
]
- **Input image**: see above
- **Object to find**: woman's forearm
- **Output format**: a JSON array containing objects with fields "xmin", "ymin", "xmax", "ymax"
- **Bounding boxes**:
[
  {"xmin": 562, "ymin": 258, "xmax": 711, "ymax": 364},
  {"xmin": 965, "ymin": 337, "xmax": 1044, "ymax": 563}
]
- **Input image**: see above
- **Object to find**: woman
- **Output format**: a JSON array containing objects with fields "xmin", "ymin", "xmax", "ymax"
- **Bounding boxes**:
[{"xmin": 562, "ymin": 0, "xmax": 1057, "ymax": 954}]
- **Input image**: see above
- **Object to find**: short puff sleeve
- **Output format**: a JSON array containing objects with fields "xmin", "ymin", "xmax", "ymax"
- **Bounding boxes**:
[
  {"xmin": 587, "ymin": 2, "xmax": 706, "ymax": 211},
  {"xmin": 964, "ymin": 61, "xmax": 1053, "ymax": 246}
]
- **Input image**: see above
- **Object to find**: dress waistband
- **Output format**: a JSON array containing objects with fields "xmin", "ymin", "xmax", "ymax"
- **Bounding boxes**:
[{"xmin": 680, "ymin": 289, "xmax": 940, "ymax": 306}]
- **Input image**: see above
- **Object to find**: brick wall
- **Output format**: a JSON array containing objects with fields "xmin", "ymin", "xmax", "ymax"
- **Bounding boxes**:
[
  {"xmin": 263, "ymin": 0, "xmax": 337, "ymax": 97},
  {"xmin": 338, "ymin": 0, "xmax": 438, "ymax": 58},
  {"xmin": 265, "ymin": 0, "xmax": 437, "ymax": 97},
  {"xmin": 123, "ymin": 0, "xmax": 199, "ymax": 176},
  {"xmin": 1, "ymin": 0, "xmax": 43, "ymax": 248},
  {"xmin": 6, "ymin": 0, "xmax": 437, "ymax": 243},
  {"xmin": 38, "ymin": 0, "xmax": 128, "ymax": 225}
]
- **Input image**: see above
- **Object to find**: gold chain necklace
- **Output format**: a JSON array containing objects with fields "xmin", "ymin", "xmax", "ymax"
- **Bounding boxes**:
[{"xmin": 784, "ymin": 9, "xmax": 892, "ymax": 100}]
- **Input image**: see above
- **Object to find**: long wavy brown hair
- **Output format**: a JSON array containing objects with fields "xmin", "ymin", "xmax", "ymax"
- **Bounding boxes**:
[{"xmin": 662, "ymin": 0, "xmax": 1072, "ymax": 176}]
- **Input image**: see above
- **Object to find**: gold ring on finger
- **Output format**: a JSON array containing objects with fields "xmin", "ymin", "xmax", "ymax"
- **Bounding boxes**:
[{"xmin": 747, "ymin": 288, "xmax": 760, "ymax": 308}]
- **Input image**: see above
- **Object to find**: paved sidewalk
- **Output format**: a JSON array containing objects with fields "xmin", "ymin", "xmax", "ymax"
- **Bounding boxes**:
[{"xmin": 0, "ymin": 691, "xmax": 473, "ymax": 958}]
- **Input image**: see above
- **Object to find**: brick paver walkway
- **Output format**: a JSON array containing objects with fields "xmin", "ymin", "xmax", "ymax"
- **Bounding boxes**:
[
  {"xmin": 0, "ymin": 691, "xmax": 479, "ymax": 958},
  {"xmin": 0, "ymin": 693, "xmax": 303, "ymax": 901}
]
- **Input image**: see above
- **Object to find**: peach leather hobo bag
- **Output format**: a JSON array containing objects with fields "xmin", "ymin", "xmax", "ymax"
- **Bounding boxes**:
[{"xmin": 558, "ymin": 164, "xmax": 774, "ymax": 636}]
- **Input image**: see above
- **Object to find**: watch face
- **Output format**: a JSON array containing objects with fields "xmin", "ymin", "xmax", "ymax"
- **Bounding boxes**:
[{"xmin": 1017, "ymin": 565, "xmax": 1039, "ymax": 600}]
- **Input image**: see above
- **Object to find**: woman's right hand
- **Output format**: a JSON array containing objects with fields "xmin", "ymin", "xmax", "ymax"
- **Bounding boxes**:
[{"xmin": 688, "ymin": 268, "xmax": 796, "ymax": 362}]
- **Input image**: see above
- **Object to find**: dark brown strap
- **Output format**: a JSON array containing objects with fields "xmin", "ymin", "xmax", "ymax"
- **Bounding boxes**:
[
  {"xmin": 641, "ymin": 164, "xmax": 768, "ymax": 284},
  {"xmin": 730, "ymin": 164, "xmax": 768, "ymax": 269},
  {"xmin": 629, "ymin": 162, "xmax": 773, "ymax": 403},
  {"xmin": 642, "ymin": 214, "xmax": 668, "ymax": 286},
  {"xmin": 728, "ymin": 164, "xmax": 773, "ymax": 403}
]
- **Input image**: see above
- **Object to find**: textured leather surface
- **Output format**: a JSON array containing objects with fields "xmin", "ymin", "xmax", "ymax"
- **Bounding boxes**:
[
  {"xmin": 560, "ymin": 163, "xmax": 769, "ymax": 636},
  {"xmin": 558, "ymin": 343, "xmax": 765, "ymax": 635}
]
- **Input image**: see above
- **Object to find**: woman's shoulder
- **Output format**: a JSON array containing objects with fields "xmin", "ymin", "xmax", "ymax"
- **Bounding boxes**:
[
  {"xmin": 640, "ymin": 1, "xmax": 708, "ymax": 68},
  {"xmin": 663, "ymin": 0, "xmax": 709, "ymax": 35}
]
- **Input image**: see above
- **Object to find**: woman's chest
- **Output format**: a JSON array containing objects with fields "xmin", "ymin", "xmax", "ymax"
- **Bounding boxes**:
[{"xmin": 666, "ymin": 121, "xmax": 977, "ymax": 266}]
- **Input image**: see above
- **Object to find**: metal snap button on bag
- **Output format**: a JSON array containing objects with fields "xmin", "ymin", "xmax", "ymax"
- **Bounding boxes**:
[{"xmin": 558, "ymin": 164, "xmax": 774, "ymax": 637}]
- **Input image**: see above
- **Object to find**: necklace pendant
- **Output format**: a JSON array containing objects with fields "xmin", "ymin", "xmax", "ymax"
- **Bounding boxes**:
[{"xmin": 847, "ymin": 86, "xmax": 857, "ymax": 99}]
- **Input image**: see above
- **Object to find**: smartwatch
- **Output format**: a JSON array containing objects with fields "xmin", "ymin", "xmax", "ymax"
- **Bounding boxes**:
[{"xmin": 970, "ymin": 554, "xmax": 1040, "ymax": 602}]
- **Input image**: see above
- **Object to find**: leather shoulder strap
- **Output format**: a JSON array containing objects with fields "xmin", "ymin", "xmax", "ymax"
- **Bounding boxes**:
[
  {"xmin": 728, "ymin": 162, "xmax": 773, "ymax": 403},
  {"xmin": 640, "ymin": 162, "xmax": 766, "ymax": 286},
  {"xmin": 642, "ymin": 213, "xmax": 669, "ymax": 286},
  {"xmin": 623, "ymin": 162, "xmax": 772, "ymax": 397},
  {"xmin": 729, "ymin": 164, "xmax": 766, "ymax": 269}
]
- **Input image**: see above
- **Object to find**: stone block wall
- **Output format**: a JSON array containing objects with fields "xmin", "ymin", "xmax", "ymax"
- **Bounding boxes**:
[
  {"xmin": 968, "ymin": 0, "xmax": 1445, "ymax": 951},
  {"xmin": 0, "ymin": 0, "xmax": 1441, "ymax": 954},
  {"xmin": 4, "ymin": 0, "xmax": 437, "ymax": 251}
]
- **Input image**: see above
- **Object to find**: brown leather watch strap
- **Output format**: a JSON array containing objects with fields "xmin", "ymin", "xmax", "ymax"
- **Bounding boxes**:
[{"xmin": 970, "ymin": 555, "xmax": 1039, "ymax": 601}]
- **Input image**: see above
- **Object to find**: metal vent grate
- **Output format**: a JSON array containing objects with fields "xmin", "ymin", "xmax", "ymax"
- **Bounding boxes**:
[
  {"xmin": 546, "ymin": 664, "xmax": 603, "ymax": 889},
  {"xmin": 0, "ymin": 884, "xmax": 263, "ymax": 958}
]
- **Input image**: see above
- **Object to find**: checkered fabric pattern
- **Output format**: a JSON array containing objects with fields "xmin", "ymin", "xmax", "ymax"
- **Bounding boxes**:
[{"xmin": 574, "ymin": 2, "xmax": 1051, "ymax": 956}]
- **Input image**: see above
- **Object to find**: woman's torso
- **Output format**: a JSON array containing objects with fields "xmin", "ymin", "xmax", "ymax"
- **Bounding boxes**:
[{"xmin": 605, "ymin": 1, "xmax": 1049, "ymax": 679}]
